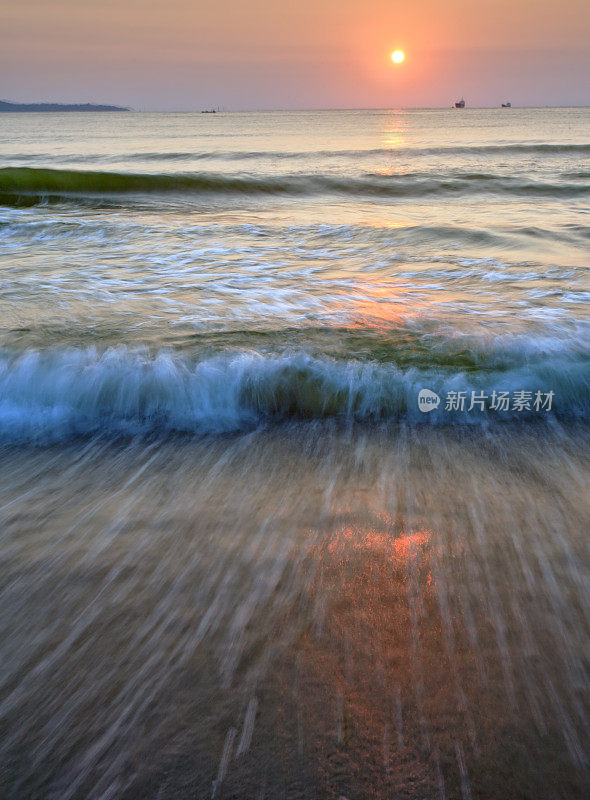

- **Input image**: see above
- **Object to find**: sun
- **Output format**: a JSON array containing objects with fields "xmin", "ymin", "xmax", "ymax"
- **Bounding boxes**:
[{"xmin": 391, "ymin": 50, "xmax": 405, "ymax": 64}]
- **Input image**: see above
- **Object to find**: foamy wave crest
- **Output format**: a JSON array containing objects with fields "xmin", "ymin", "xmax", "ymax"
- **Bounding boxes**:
[{"xmin": 0, "ymin": 347, "xmax": 587, "ymax": 443}]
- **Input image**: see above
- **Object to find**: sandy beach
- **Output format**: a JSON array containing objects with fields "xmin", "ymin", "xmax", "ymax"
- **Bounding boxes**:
[{"xmin": 1, "ymin": 424, "xmax": 588, "ymax": 798}]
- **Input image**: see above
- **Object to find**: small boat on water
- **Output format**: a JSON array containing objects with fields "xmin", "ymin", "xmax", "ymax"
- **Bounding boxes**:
[
  {"xmin": 502, "ymin": 102, "xmax": 512, "ymax": 108},
  {"xmin": 454, "ymin": 98, "xmax": 466, "ymax": 109},
  {"xmin": 201, "ymin": 109, "xmax": 217, "ymax": 114}
]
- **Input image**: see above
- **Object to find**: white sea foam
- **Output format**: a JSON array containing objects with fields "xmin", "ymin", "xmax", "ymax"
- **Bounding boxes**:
[{"xmin": 0, "ymin": 344, "xmax": 586, "ymax": 443}]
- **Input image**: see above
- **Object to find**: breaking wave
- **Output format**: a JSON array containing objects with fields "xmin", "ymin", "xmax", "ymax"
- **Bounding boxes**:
[
  {"xmin": 0, "ymin": 346, "xmax": 587, "ymax": 443},
  {"xmin": 1, "ymin": 167, "xmax": 588, "ymax": 207}
]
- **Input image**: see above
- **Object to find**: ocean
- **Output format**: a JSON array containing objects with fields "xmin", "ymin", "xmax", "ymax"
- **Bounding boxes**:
[{"xmin": 0, "ymin": 108, "xmax": 588, "ymax": 799}]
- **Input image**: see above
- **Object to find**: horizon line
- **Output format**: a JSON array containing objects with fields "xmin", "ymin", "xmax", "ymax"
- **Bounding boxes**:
[{"xmin": 4, "ymin": 101, "xmax": 589, "ymax": 113}]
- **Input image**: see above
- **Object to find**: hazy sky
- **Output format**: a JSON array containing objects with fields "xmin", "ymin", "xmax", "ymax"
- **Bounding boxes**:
[{"xmin": 1, "ymin": 0, "xmax": 588, "ymax": 109}]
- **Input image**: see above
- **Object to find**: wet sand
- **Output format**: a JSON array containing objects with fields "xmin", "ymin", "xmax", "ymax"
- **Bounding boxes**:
[{"xmin": 0, "ymin": 423, "xmax": 588, "ymax": 799}]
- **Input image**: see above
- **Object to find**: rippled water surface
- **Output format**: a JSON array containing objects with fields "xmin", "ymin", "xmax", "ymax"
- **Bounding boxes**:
[{"xmin": 0, "ymin": 109, "xmax": 588, "ymax": 799}]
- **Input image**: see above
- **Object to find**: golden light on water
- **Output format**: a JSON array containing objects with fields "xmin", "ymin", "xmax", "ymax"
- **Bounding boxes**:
[{"xmin": 391, "ymin": 49, "xmax": 405, "ymax": 64}]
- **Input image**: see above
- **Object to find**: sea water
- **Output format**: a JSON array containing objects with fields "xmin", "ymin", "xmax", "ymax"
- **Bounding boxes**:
[{"xmin": 0, "ymin": 108, "xmax": 588, "ymax": 798}]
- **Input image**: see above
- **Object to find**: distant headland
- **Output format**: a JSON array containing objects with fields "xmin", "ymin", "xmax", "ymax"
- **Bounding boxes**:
[{"xmin": 0, "ymin": 100, "xmax": 130, "ymax": 112}]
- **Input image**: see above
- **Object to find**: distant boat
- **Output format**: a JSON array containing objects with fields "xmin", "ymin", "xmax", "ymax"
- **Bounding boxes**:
[
  {"xmin": 501, "ymin": 102, "xmax": 512, "ymax": 108},
  {"xmin": 454, "ymin": 98, "xmax": 466, "ymax": 109},
  {"xmin": 201, "ymin": 109, "xmax": 216, "ymax": 114}
]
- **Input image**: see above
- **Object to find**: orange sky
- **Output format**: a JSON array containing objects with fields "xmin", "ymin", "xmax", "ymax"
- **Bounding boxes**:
[{"xmin": 1, "ymin": 0, "xmax": 589, "ymax": 109}]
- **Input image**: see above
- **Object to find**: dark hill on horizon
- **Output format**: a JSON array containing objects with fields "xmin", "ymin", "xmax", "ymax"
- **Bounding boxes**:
[{"xmin": 0, "ymin": 100, "xmax": 130, "ymax": 112}]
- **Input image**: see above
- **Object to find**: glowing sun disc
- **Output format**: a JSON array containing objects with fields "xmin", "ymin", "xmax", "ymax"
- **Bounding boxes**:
[{"xmin": 391, "ymin": 50, "xmax": 405, "ymax": 64}]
